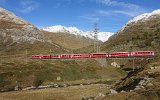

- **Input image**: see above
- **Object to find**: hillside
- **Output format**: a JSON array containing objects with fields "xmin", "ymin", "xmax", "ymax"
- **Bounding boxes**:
[
  {"xmin": 101, "ymin": 9, "xmax": 160, "ymax": 52},
  {"xmin": 0, "ymin": 7, "xmax": 124, "ymax": 93},
  {"xmin": 1, "ymin": 7, "xmax": 160, "ymax": 100},
  {"xmin": 42, "ymin": 30, "xmax": 101, "ymax": 50},
  {"xmin": 94, "ymin": 9, "xmax": 160, "ymax": 100}
]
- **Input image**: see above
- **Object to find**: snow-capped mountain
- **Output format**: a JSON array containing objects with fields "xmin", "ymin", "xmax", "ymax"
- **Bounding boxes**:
[
  {"xmin": 121, "ymin": 9, "xmax": 160, "ymax": 31},
  {"xmin": 128, "ymin": 9, "xmax": 160, "ymax": 24},
  {"xmin": 102, "ymin": 9, "xmax": 160, "ymax": 52},
  {"xmin": 42, "ymin": 25, "xmax": 114, "ymax": 42}
]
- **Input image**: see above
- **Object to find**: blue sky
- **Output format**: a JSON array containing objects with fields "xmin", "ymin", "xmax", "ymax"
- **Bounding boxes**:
[{"xmin": 0, "ymin": 0, "xmax": 160, "ymax": 32}]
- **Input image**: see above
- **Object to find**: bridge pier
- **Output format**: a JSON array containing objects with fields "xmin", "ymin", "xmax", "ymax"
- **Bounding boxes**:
[{"xmin": 133, "ymin": 58, "xmax": 135, "ymax": 71}]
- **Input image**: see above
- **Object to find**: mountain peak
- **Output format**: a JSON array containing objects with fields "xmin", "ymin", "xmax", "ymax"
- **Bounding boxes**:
[
  {"xmin": 0, "ymin": 7, "xmax": 45, "ymax": 43},
  {"xmin": 127, "ymin": 9, "xmax": 160, "ymax": 24},
  {"xmin": 42, "ymin": 25, "xmax": 114, "ymax": 42},
  {"xmin": 120, "ymin": 9, "xmax": 160, "ymax": 32},
  {"xmin": 152, "ymin": 9, "xmax": 160, "ymax": 14},
  {"xmin": 0, "ymin": 7, "xmax": 32, "ymax": 26}
]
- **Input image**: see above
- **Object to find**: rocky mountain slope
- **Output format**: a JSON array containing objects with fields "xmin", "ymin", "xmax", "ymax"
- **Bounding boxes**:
[
  {"xmin": 101, "ymin": 9, "xmax": 160, "ymax": 52},
  {"xmin": 95, "ymin": 9, "xmax": 160, "ymax": 100},
  {"xmin": 42, "ymin": 25, "xmax": 114, "ymax": 42},
  {"xmin": 0, "ymin": 7, "xmax": 99, "ymax": 53},
  {"xmin": 0, "ymin": 8, "xmax": 45, "ymax": 44}
]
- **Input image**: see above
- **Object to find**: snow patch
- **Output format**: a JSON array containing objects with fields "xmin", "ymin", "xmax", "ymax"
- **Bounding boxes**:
[
  {"xmin": 42, "ymin": 25, "xmax": 114, "ymax": 42},
  {"xmin": 120, "ymin": 9, "xmax": 160, "ymax": 32},
  {"xmin": 128, "ymin": 9, "xmax": 160, "ymax": 24}
]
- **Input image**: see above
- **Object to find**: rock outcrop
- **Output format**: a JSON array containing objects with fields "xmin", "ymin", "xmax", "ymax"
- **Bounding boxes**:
[{"xmin": 0, "ymin": 7, "xmax": 45, "ymax": 44}]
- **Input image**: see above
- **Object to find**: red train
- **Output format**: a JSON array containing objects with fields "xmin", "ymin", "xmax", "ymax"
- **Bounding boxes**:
[
  {"xmin": 31, "ymin": 51, "xmax": 155, "ymax": 59},
  {"xmin": 108, "ymin": 52, "xmax": 129, "ymax": 58},
  {"xmin": 31, "ymin": 53, "xmax": 107, "ymax": 59},
  {"xmin": 131, "ymin": 51, "xmax": 155, "ymax": 57}
]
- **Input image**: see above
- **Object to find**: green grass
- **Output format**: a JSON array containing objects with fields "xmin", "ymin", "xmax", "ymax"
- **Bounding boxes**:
[
  {"xmin": 115, "ymin": 68, "xmax": 127, "ymax": 77},
  {"xmin": 43, "ymin": 31, "xmax": 101, "ymax": 50},
  {"xmin": 0, "ymin": 58, "xmax": 125, "ymax": 91},
  {"xmin": 0, "ymin": 84, "xmax": 109, "ymax": 100}
]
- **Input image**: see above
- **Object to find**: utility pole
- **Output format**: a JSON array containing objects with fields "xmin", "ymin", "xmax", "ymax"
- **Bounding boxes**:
[
  {"xmin": 50, "ymin": 49, "xmax": 52, "ymax": 54},
  {"xmin": 26, "ymin": 49, "xmax": 28, "ymax": 64},
  {"xmin": 93, "ymin": 23, "xmax": 99, "ymax": 53},
  {"xmin": 133, "ymin": 58, "xmax": 135, "ymax": 71}
]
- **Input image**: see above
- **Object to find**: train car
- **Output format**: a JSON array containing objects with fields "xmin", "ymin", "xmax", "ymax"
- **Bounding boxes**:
[
  {"xmin": 50, "ymin": 55, "xmax": 60, "ymax": 59},
  {"xmin": 108, "ymin": 52, "xmax": 130, "ymax": 58},
  {"xmin": 32, "ymin": 55, "xmax": 51, "ymax": 59},
  {"xmin": 71, "ymin": 54, "xmax": 90, "ymax": 59},
  {"xmin": 131, "ymin": 51, "xmax": 155, "ymax": 57},
  {"xmin": 90, "ymin": 53, "xmax": 107, "ymax": 58},
  {"xmin": 40, "ymin": 55, "xmax": 51, "ymax": 59},
  {"xmin": 59, "ymin": 54, "xmax": 71, "ymax": 59},
  {"xmin": 31, "ymin": 55, "xmax": 43, "ymax": 59}
]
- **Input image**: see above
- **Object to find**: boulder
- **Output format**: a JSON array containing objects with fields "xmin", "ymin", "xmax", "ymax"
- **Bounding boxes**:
[
  {"xmin": 146, "ymin": 83, "xmax": 153, "ymax": 87},
  {"xmin": 110, "ymin": 89, "xmax": 118, "ymax": 94},
  {"xmin": 94, "ymin": 93, "xmax": 106, "ymax": 100}
]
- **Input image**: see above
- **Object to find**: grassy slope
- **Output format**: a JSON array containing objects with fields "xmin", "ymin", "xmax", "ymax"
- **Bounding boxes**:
[
  {"xmin": 0, "ymin": 32, "xmax": 125, "ymax": 91},
  {"xmin": 43, "ymin": 31, "xmax": 102, "ymax": 50},
  {"xmin": 0, "ymin": 14, "xmax": 126, "ymax": 97},
  {"xmin": 0, "ymin": 84, "xmax": 109, "ymax": 100},
  {"xmin": 0, "ymin": 57, "xmax": 125, "ymax": 91},
  {"xmin": 101, "ymin": 16, "xmax": 160, "ymax": 52},
  {"xmin": 97, "ymin": 14, "xmax": 160, "ymax": 100}
]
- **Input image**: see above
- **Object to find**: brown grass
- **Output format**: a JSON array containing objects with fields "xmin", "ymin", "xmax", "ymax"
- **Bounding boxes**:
[
  {"xmin": 0, "ymin": 84, "xmax": 109, "ymax": 100},
  {"xmin": 43, "ymin": 31, "xmax": 102, "ymax": 50}
]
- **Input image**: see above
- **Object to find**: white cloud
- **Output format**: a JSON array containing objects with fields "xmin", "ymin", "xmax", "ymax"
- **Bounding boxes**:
[
  {"xmin": 98, "ymin": 9, "xmax": 145, "ymax": 17},
  {"xmin": 19, "ymin": 0, "xmax": 39, "ymax": 13},
  {"xmin": 98, "ymin": 10, "xmax": 111, "ymax": 16},
  {"xmin": 0, "ymin": 0, "xmax": 5, "ymax": 2},
  {"xmin": 97, "ymin": 0, "xmax": 138, "ymax": 8},
  {"xmin": 53, "ymin": 0, "xmax": 72, "ymax": 8},
  {"xmin": 78, "ymin": 16, "xmax": 99, "ymax": 23},
  {"xmin": 0, "ymin": 0, "xmax": 5, "ymax": 3},
  {"xmin": 97, "ymin": 0, "xmax": 146, "ymax": 17},
  {"xmin": 113, "ymin": 10, "xmax": 144, "ymax": 17}
]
